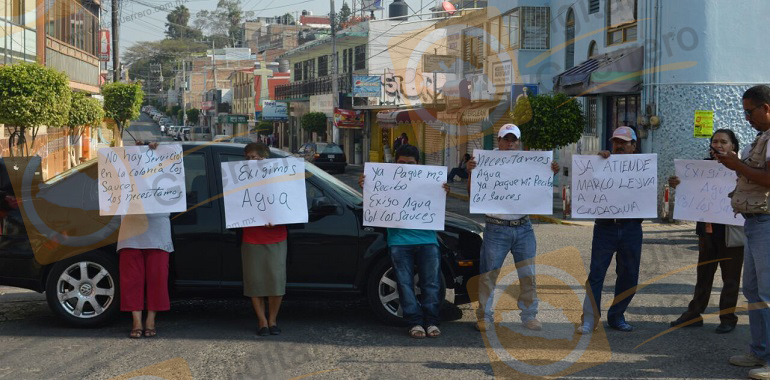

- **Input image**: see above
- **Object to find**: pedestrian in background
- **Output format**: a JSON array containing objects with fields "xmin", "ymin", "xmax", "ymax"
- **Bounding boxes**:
[{"xmin": 669, "ymin": 129, "xmax": 744, "ymax": 334}]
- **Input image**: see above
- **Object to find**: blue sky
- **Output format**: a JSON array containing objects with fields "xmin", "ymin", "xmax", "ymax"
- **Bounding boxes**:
[{"xmin": 118, "ymin": 0, "xmax": 432, "ymax": 49}]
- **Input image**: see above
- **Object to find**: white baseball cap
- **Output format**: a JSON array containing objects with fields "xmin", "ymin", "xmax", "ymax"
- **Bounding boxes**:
[{"xmin": 498, "ymin": 124, "xmax": 521, "ymax": 139}]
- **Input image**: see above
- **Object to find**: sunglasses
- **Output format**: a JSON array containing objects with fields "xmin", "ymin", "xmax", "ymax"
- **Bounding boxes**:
[{"xmin": 745, "ymin": 104, "xmax": 767, "ymax": 117}]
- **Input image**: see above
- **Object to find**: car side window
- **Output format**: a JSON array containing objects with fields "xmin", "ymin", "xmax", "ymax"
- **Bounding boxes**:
[
  {"xmin": 306, "ymin": 180, "xmax": 335, "ymax": 210},
  {"xmin": 184, "ymin": 153, "xmax": 211, "ymax": 208}
]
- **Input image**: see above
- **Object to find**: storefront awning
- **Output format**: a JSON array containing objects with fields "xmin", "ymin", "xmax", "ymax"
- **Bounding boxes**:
[
  {"xmin": 553, "ymin": 46, "xmax": 644, "ymax": 96},
  {"xmin": 377, "ymin": 108, "xmax": 436, "ymax": 129}
]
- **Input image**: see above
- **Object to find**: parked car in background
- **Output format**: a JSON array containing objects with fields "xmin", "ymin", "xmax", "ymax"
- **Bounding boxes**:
[
  {"xmin": 191, "ymin": 127, "xmax": 211, "ymax": 141},
  {"xmin": 213, "ymin": 134, "xmax": 231, "ymax": 142},
  {"xmin": 296, "ymin": 142, "xmax": 347, "ymax": 173},
  {"xmin": 0, "ymin": 145, "xmax": 483, "ymax": 327},
  {"xmin": 181, "ymin": 127, "xmax": 191, "ymax": 141}
]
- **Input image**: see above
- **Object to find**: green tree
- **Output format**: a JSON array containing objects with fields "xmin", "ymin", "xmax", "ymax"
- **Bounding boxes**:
[
  {"xmin": 186, "ymin": 108, "xmax": 200, "ymax": 125},
  {"xmin": 193, "ymin": 0, "xmax": 254, "ymax": 47},
  {"xmin": 67, "ymin": 91, "xmax": 105, "ymax": 167},
  {"xmin": 103, "ymin": 82, "xmax": 144, "ymax": 144},
  {"xmin": 301, "ymin": 112, "xmax": 328, "ymax": 137},
  {"xmin": 177, "ymin": 109, "xmax": 184, "ymax": 124},
  {"xmin": 254, "ymin": 120, "xmax": 274, "ymax": 135},
  {"xmin": 281, "ymin": 13, "xmax": 295, "ymax": 25},
  {"xmin": 124, "ymin": 39, "xmax": 208, "ymax": 89},
  {"xmin": 337, "ymin": 2, "xmax": 352, "ymax": 27},
  {"xmin": 0, "ymin": 63, "xmax": 71, "ymax": 156},
  {"xmin": 166, "ymin": 5, "xmax": 203, "ymax": 40},
  {"xmin": 169, "ymin": 105, "xmax": 182, "ymax": 118},
  {"xmin": 516, "ymin": 93, "xmax": 585, "ymax": 150}
]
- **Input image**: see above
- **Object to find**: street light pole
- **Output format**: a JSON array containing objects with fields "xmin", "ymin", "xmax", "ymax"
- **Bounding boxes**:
[
  {"xmin": 112, "ymin": 0, "xmax": 119, "ymax": 82},
  {"xmin": 330, "ymin": 0, "xmax": 339, "ymax": 144}
]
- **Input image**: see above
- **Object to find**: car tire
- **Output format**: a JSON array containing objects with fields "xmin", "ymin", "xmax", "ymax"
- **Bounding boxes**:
[
  {"xmin": 45, "ymin": 251, "xmax": 120, "ymax": 327},
  {"xmin": 366, "ymin": 256, "xmax": 446, "ymax": 326}
]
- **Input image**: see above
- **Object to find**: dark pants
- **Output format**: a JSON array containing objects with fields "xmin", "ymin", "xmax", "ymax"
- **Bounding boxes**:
[
  {"xmin": 582, "ymin": 220, "xmax": 643, "ymax": 326},
  {"xmin": 447, "ymin": 168, "xmax": 468, "ymax": 181},
  {"xmin": 679, "ymin": 232, "xmax": 744, "ymax": 324},
  {"xmin": 389, "ymin": 244, "xmax": 442, "ymax": 326}
]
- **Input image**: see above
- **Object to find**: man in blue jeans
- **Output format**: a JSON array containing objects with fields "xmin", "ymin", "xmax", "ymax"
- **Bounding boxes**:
[
  {"xmin": 578, "ymin": 126, "xmax": 643, "ymax": 334},
  {"xmin": 467, "ymin": 124, "xmax": 559, "ymax": 332},
  {"xmin": 359, "ymin": 144, "xmax": 449, "ymax": 339},
  {"xmin": 717, "ymin": 85, "xmax": 770, "ymax": 380}
]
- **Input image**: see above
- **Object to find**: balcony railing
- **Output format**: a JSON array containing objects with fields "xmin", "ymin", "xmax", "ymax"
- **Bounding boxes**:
[{"xmin": 275, "ymin": 74, "xmax": 352, "ymax": 100}]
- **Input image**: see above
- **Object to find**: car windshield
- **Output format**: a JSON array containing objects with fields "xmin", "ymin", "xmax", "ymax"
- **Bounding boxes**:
[
  {"xmin": 317, "ymin": 143, "xmax": 343, "ymax": 154},
  {"xmin": 305, "ymin": 161, "xmax": 362, "ymax": 206}
]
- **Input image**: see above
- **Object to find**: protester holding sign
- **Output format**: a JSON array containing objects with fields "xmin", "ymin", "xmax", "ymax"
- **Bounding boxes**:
[
  {"xmin": 238, "ymin": 143, "xmax": 289, "ymax": 337},
  {"xmin": 359, "ymin": 144, "xmax": 449, "ymax": 339},
  {"xmin": 669, "ymin": 129, "xmax": 744, "ymax": 334},
  {"xmin": 117, "ymin": 141, "xmax": 173, "ymax": 339},
  {"xmin": 465, "ymin": 124, "xmax": 559, "ymax": 332},
  {"xmin": 577, "ymin": 126, "xmax": 645, "ymax": 334},
  {"xmin": 718, "ymin": 85, "xmax": 770, "ymax": 379}
]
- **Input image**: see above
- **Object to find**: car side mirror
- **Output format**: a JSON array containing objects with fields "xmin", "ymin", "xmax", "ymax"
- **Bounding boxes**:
[{"xmin": 310, "ymin": 196, "xmax": 339, "ymax": 216}]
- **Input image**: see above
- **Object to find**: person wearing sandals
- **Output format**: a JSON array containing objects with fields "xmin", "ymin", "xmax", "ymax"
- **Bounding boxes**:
[
  {"xmin": 240, "ymin": 142, "xmax": 288, "ymax": 336},
  {"xmin": 359, "ymin": 144, "xmax": 450, "ymax": 338},
  {"xmin": 118, "ymin": 141, "xmax": 172, "ymax": 339},
  {"xmin": 668, "ymin": 129, "xmax": 744, "ymax": 334}
]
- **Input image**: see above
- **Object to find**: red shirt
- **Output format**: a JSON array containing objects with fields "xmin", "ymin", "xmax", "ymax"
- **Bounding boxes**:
[{"xmin": 242, "ymin": 225, "xmax": 287, "ymax": 245}]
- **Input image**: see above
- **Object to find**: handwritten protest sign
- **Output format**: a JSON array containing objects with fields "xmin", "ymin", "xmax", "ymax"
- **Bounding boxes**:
[
  {"xmin": 363, "ymin": 163, "xmax": 447, "ymax": 230},
  {"xmin": 221, "ymin": 157, "xmax": 308, "ymax": 228},
  {"xmin": 571, "ymin": 154, "xmax": 658, "ymax": 219},
  {"xmin": 98, "ymin": 145, "xmax": 186, "ymax": 216},
  {"xmin": 673, "ymin": 159, "xmax": 743, "ymax": 226},
  {"xmin": 469, "ymin": 149, "xmax": 554, "ymax": 215}
]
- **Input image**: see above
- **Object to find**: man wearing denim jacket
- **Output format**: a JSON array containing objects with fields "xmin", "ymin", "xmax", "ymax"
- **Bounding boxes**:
[
  {"xmin": 718, "ymin": 85, "xmax": 770, "ymax": 380},
  {"xmin": 467, "ymin": 124, "xmax": 559, "ymax": 332}
]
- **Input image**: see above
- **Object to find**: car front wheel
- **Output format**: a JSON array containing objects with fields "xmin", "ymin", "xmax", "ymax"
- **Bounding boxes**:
[
  {"xmin": 45, "ymin": 251, "xmax": 120, "ymax": 327},
  {"xmin": 366, "ymin": 257, "xmax": 446, "ymax": 326}
]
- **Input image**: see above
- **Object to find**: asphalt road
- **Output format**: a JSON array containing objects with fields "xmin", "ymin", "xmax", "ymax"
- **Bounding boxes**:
[{"xmin": 122, "ymin": 113, "xmax": 174, "ymax": 145}]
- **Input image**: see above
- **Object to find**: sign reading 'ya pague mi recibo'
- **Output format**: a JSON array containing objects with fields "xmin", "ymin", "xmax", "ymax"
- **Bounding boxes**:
[
  {"xmin": 363, "ymin": 163, "xmax": 447, "ymax": 231},
  {"xmin": 571, "ymin": 154, "xmax": 658, "ymax": 219},
  {"xmin": 97, "ymin": 145, "xmax": 186, "ymax": 216},
  {"xmin": 221, "ymin": 157, "xmax": 308, "ymax": 229},
  {"xmin": 470, "ymin": 150, "xmax": 554, "ymax": 215}
]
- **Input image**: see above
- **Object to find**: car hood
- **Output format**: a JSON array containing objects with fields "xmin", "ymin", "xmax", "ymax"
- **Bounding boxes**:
[{"xmin": 445, "ymin": 211, "xmax": 483, "ymax": 235}]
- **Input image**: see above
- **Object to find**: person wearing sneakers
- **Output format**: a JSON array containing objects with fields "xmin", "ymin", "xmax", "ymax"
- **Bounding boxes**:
[
  {"xmin": 718, "ymin": 85, "xmax": 770, "ymax": 380},
  {"xmin": 577, "ymin": 126, "xmax": 644, "ymax": 335},
  {"xmin": 466, "ymin": 124, "xmax": 559, "ymax": 332}
]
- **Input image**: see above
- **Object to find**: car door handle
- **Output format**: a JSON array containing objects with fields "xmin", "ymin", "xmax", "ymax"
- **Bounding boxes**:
[{"xmin": 364, "ymin": 227, "xmax": 374, "ymax": 232}]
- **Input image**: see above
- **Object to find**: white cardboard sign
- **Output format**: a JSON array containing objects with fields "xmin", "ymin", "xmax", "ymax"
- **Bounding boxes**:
[
  {"xmin": 221, "ymin": 158, "xmax": 308, "ymax": 228},
  {"xmin": 469, "ymin": 149, "xmax": 554, "ymax": 215},
  {"xmin": 363, "ymin": 163, "xmax": 447, "ymax": 230},
  {"xmin": 98, "ymin": 145, "xmax": 186, "ymax": 215},
  {"xmin": 571, "ymin": 154, "xmax": 658, "ymax": 219},
  {"xmin": 673, "ymin": 159, "xmax": 744, "ymax": 226}
]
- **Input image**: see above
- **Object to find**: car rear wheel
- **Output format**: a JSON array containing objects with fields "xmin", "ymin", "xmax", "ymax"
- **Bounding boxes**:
[
  {"xmin": 45, "ymin": 252, "xmax": 120, "ymax": 327},
  {"xmin": 366, "ymin": 257, "xmax": 446, "ymax": 326}
]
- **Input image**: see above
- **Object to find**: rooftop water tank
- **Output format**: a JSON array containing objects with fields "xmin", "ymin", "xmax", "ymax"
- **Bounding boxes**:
[{"xmin": 389, "ymin": 0, "xmax": 408, "ymax": 21}]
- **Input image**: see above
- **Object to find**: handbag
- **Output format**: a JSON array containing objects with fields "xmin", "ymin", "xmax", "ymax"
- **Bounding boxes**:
[{"xmin": 725, "ymin": 225, "xmax": 746, "ymax": 248}]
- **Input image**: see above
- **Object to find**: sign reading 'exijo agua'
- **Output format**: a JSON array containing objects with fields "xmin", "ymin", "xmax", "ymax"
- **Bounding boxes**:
[
  {"xmin": 97, "ymin": 145, "xmax": 186, "ymax": 216},
  {"xmin": 363, "ymin": 163, "xmax": 447, "ymax": 231},
  {"xmin": 571, "ymin": 154, "xmax": 658, "ymax": 219},
  {"xmin": 469, "ymin": 149, "xmax": 554, "ymax": 215},
  {"xmin": 673, "ymin": 159, "xmax": 744, "ymax": 226}
]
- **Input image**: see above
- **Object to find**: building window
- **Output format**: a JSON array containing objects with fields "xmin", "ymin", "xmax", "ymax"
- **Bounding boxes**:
[
  {"xmin": 41, "ymin": 0, "xmax": 97, "ymax": 56},
  {"xmin": 342, "ymin": 49, "xmax": 347, "ymax": 73},
  {"xmin": 584, "ymin": 97, "xmax": 597, "ymax": 136},
  {"xmin": 589, "ymin": 0, "xmax": 600, "ymax": 14},
  {"xmin": 462, "ymin": 25, "xmax": 484, "ymax": 73},
  {"xmin": 354, "ymin": 44, "xmax": 366, "ymax": 70},
  {"xmin": 503, "ymin": 7, "xmax": 550, "ymax": 50},
  {"xmin": 607, "ymin": 0, "xmax": 637, "ymax": 46},
  {"xmin": 294, "ymin": 62, "xmax": 302, "ymax": 81},
  {"xmin": 318, "ymin": 55, "xmax": 328, "ymax": 77},
  {"xmin": 0, "ymin": 0, "xmax": 37, "ymax": 64},
  {"xmin": 347, "ymin": 47, "xmax": 353, "ymax": 73},
  {"xmin": 588, "ymin": 40, "xmax": 598, "ymax": 58},
  {"xmin": 565, "ymin": 8, "xmax": 575, "ymax": 69}
]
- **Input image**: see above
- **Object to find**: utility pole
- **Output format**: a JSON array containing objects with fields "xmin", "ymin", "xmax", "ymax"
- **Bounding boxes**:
[
  {"xmin": 330, "ymin": 0, "xmax": 339, "ymax": 144},
  {"xmin": 112, "ymin": 0, "xmax": 119, "ymax": 82},
  {"xmin": 182, "ymin": 59, "xmax": 187, "ymax": 126}
]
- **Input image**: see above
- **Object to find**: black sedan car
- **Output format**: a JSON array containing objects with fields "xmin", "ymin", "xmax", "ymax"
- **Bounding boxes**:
[
  {"xmin": 0, "ymin": 144, "xmax": 483, "ymax": 327},
  {"xmin": 297, "ymin": 142, "xmax": 347, "ymax": 173}
]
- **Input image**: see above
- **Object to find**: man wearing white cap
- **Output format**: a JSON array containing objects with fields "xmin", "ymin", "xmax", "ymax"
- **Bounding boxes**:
[
  {"xmin": 467, "ymin": 123, "xmax": 559, "ymax": 331},
  {"xmin": 577, "ymin": 126, "xmax": 643, "ymax": 334}
]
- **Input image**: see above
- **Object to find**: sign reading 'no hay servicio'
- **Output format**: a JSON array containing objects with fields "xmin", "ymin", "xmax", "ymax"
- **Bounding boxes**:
[
  {"xmin": 571, "ymin": 154, "xmax": 658, "ymax": 219},
  {"xmin": 97, "ymin": 145, "xmax": 186, "ymax": 216},
  {"xmin": 363, "ymin": 163, "xmax": 447, "ymax": 231}
]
